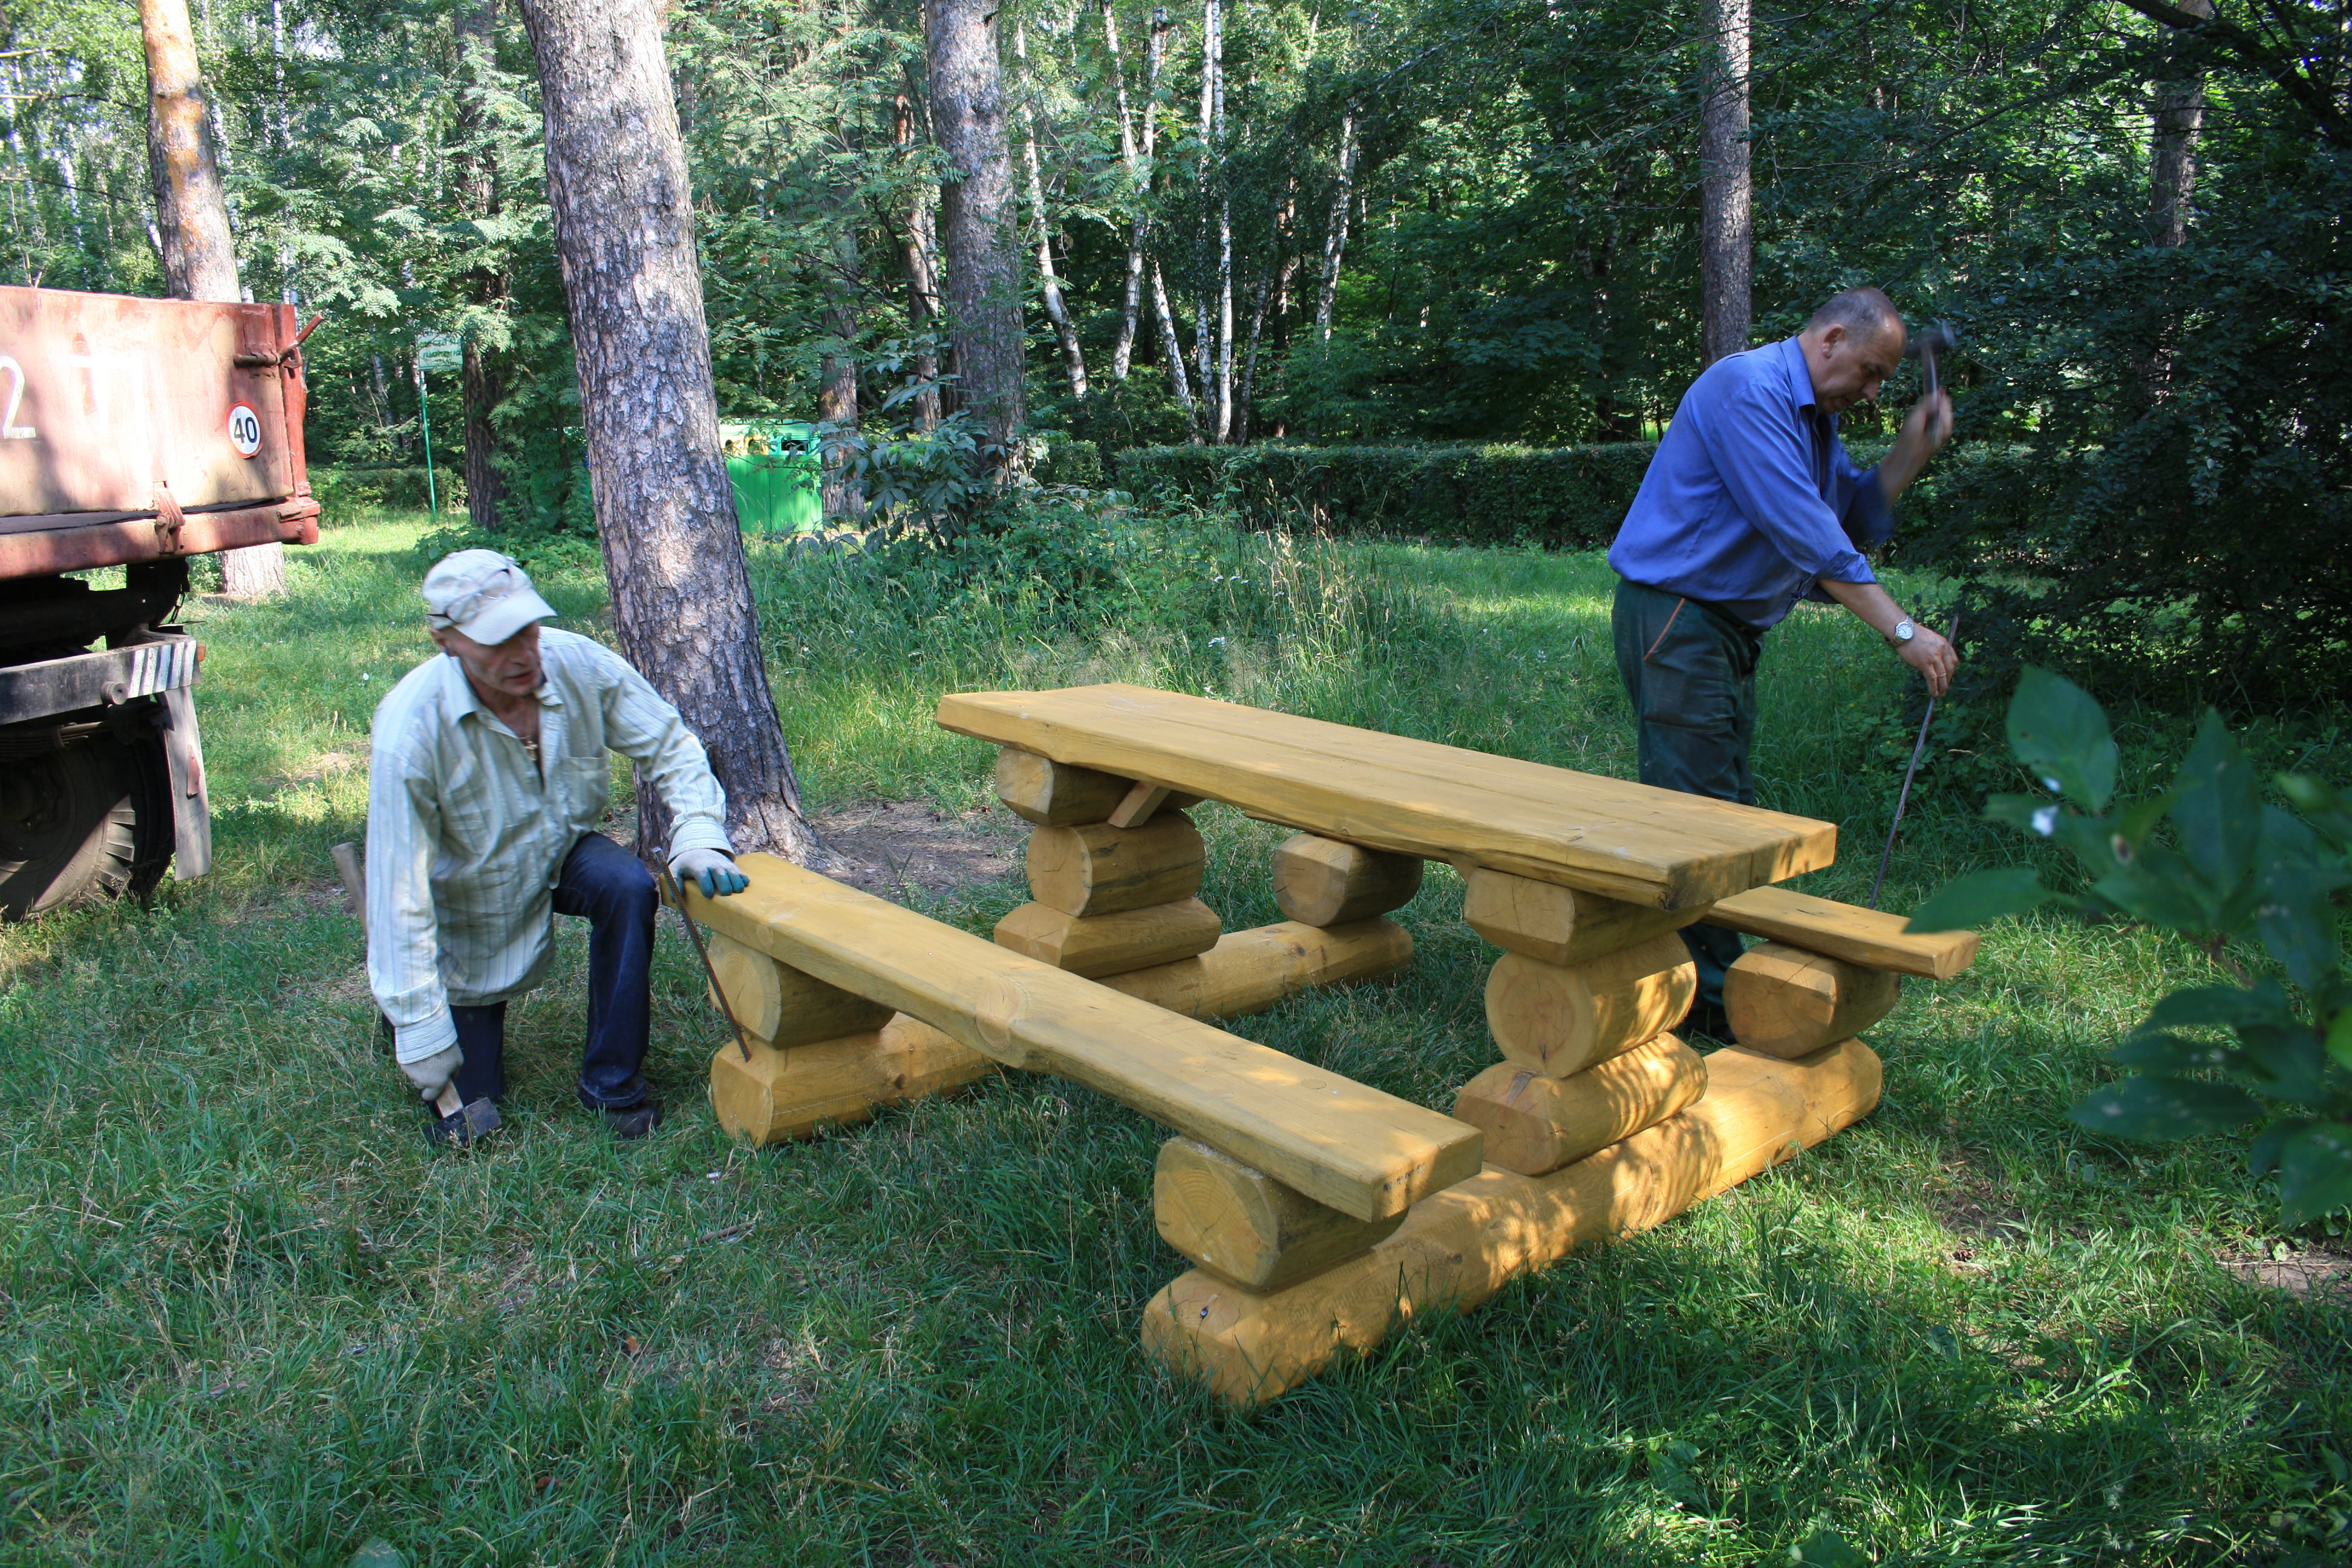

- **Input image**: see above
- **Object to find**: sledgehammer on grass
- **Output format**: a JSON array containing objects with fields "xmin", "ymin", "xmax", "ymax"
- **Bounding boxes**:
[{"xmin": 332, "ymin": 842, "xmax": 502, "ymax": 1146}]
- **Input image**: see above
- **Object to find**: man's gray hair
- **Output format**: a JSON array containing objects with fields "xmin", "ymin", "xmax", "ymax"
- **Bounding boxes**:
[{"xmin": 1805, "ymin": 286, "xmax": 1901, "ymax": 344}]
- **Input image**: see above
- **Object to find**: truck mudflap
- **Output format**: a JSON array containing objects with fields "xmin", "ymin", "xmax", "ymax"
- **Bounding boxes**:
[{"xmin": 158, "ymin": 684, "xmax": 211, "ymax": 880}]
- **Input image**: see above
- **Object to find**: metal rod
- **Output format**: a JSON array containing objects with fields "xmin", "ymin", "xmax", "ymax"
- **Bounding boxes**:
[
  {"xmin": 414, "ymin": 348, "xmax": 438, "ymax": 518},
  {"xmin": 1870, "ymin": 608, "xmax": 1960, "ymax": 912},
  {"xmin": 659, "ymin": 863, "xmax": 756, "ymax": 1063}
]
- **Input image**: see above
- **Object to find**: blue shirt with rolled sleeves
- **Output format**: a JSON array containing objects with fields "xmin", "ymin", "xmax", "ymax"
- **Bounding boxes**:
[{"xmin": 1607, "ymin": 335, "xmax": 1895, "ymax": 631}]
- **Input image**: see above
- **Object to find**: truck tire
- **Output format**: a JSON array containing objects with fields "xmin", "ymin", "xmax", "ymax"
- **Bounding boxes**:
[{"xmin": 0, "ymin": 730, "xmax": 174, "ymax": 920}]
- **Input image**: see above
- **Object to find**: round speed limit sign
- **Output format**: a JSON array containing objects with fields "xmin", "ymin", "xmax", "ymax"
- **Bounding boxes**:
[{"xmin": 227, "ymin": 403, "xmax": 263, "ymax": 457}]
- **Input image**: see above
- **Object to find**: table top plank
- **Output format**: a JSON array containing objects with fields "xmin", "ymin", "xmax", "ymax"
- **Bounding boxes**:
[{"xmin": 937, "ymin": 684, "xmax": 1835, "ymax": 908}]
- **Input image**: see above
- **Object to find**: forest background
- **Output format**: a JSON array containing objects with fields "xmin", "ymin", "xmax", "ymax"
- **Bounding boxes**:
[{"xmin": 3, "ymin": 0, "xmax": 2345, "ymax": 709}]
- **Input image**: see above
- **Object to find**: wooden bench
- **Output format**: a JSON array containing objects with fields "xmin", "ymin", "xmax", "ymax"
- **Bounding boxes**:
[{"xmin": 688, "ymin": 855, "xmax": 1481, "ymax": 1223}]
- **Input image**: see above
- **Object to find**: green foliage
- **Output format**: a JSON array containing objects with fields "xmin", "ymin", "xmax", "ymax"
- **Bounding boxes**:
[
  {"xmin": 309, "ymin": 466, "xmax": 466, "ymax": 517},
  {"xmin": 1115, "ymin": 440, "xmax": 1661, "ymax": 546},
  {"xmin": 1911, "ymin": 668, "xmax": 2352, "ymax": 1224}
]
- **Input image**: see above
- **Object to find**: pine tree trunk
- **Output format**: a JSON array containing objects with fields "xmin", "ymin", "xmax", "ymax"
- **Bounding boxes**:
[
  {"xmin": 820, "ymin": 230, "xmax": 865, "ymax": 520},
  {"xmin": 1315, "ymin": 112, "xmax": 1356, "ymax": 342},
  {"xmin": 142, "ymin": 0, "xmax": 287, "ymax": 597},
  {"xmin": 1697, "ymin": 0, "xmax": 1752, "ymax": 367},
  {"xmin": 513, "ymin": 0, "xmax": 830, "ymax": 868},
  {"xmin": 892, "ymin": 92, "xmax": 944, "ymax": 433},
  {"xmin": 457, "ymin": 0, "xmax": 507, "ymax": 534},
  {"xmin": 1016, "ymin": 24, "xmax": 1088, "ymax": 397},
  {"xmin": 924, "ymin": 0, "xmax": 1025, "ymax": 475},
  {"xmin": 461, "ymin": 337, "xmax": 506, "ymax": 531}
]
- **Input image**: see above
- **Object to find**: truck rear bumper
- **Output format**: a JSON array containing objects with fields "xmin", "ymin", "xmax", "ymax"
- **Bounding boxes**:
[{"xmin": 0, "ymin": 496, "xmax": 322, "ymax": 578}]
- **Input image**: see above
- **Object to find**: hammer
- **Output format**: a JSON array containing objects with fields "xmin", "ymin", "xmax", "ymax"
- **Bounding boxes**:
[
  {"xmin": 1905, "ymin": 319, "xmax": 1958, "ymax": 403},
  {"xmin": 332, "ymin": 842, "xmax": 503, "ymax": 1146}
]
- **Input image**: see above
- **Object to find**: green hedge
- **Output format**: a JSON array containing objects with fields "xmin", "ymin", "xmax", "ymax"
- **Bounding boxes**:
[
  {"xmin": 1111, "ymin": 441, "xmax": 1659, "ymax": 547},
  {"xmin": 310, "ymin": 465, "xmax": 466, "ymax": 515}
]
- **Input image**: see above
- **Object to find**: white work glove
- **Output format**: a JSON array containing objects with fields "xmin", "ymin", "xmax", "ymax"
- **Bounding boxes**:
[
  {"xmin": 673, "ymin": 848, "xmax": 748, "ymax": 898},
  {"xmin": 402, "ymin": 1044, "xmax": 465, "ymax": 1104}
]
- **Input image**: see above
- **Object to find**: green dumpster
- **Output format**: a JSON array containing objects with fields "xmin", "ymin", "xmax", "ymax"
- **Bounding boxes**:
[{"xmin": 723, "ymin": 422, "xmax": 823, "ymax": 538}]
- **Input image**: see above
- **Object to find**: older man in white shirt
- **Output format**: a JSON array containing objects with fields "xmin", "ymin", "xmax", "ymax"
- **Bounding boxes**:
[{"xmin": 367, "ymin": 550, "xmax": 750, "ymax": 1142}]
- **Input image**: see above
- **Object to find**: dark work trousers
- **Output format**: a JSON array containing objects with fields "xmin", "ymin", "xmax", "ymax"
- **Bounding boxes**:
[
  {"xmin": 1611, "ymin": 578, "xmax": 1763, "ymax": 1027},
  {"xmin": 447, "ymin": 832, "xmax": 659, "ymax": 1111}
]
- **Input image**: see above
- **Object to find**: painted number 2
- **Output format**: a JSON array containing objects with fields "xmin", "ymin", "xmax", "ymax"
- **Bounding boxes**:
[
  {"xmin": 0, "ymin": 355, "xmax": 34, "ymax": 439},
  {"xmin": 227, "ymin": 402, "xmax": 263, "ymax": 457}
]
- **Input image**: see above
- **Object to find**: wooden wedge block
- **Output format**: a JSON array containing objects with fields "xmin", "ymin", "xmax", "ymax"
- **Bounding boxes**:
[
  {"xmin": 1705, "ymin": 884, "xmax": 1978, "ymax": 979},
  {"xmin": 1027, "ymin": 812, "xmax": 1205, "ymax": 916},
  {"xmin": 994, "ymin": 748, "xmax": 1133, "ymax": 826},
  {"xmin": 693, "ymin": 855, "xmax": 1482, "ymax": 1222},
  {"xmin": 1462, "ymin": 866, "xmax": 1705, "ymax": 967},
  {"xmin": 705, "ymin": 929, "xmax": 896, "ymax": 1047},
  {"xmin": 994, "ymin": 897, "xmax": 1223, "ymax": 978},
  {"xmin": 709, "ymin": 1014, "xmax": 998, "ymax": 1145},
  {"xmin": 1485, "ymin": 930, "xmax": 1696, "ymax": 1077},
  {"xmin": 1141, "ymin": 1037, "xmax": 1883, "ymax": 1406},
  {"xmin": 1451, "ymin": 1033, "xmax": 1708, "ymax": 1176},
  {"xmin": 1273, "ymin": 834, "xmax": 1424, "ymax": 927},
  {"xmin": 1724, "ymin": 941, "xmax": 1900, "ymax": 1060},
  {"xmin": 1155, "ymin": 1138, "xmax": 1406, "ymax": 1291},
  {"xmin": 1102, "ymin": 918, "xmax": 1413, "ymax": 1019}
]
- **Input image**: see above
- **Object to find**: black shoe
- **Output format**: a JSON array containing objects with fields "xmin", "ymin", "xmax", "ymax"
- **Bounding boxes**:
[
  {"xmin": 1684, "ymin": 1002, "xmax": 1738, "ymax": 1047},
  {"xmin": 601, "ymin": 1100, "xmax": 664, "ymax": 1140},
  {"xmin": 423, "ymin": 1096, "xmax": 503, "ymax": 1148}
]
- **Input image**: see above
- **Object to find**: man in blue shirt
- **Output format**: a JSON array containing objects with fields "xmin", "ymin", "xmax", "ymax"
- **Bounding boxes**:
[{"xmin": 1609, "ymin": 286, "xmax": 1956, "ymax": 1040}]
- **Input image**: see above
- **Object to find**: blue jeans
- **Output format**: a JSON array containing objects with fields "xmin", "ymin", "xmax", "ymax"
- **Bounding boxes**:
[
  {"xmin": 447, "ymin": 833, "xmax": 659, "ymax": 1110},
  {"xmin": 1612, "ymin": 578, "xmax": 1760, "ymax": 1024}
]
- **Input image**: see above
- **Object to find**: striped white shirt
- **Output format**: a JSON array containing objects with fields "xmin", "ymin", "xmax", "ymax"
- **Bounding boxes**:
[{"xmin": 365, "ymin": 627, "xmax": 733, "ymax": 1062}]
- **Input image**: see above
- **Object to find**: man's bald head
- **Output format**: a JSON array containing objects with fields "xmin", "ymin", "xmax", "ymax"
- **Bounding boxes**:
[{"xmin": 1804, "ymin": 287, "xmax": 1904, "ymax": 354}]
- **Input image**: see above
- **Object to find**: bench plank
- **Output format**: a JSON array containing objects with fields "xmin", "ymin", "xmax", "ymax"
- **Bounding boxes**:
[
  {"xmin": 938, "ymin": 684, "xmax": 1834, "ymax": 908},
  {"xmin": 1704, "ymin": 884, "xmax": 1980, "ymax": 979},
  {"xmin": 690, "ymin": 855, "xmax": 1483, "ymax": 1221}
]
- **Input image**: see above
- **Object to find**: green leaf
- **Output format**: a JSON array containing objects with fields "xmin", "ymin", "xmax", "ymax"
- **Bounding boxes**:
[
  {"xmin": 2233, "ymin": 1022, "xmax": 2331, "ymax": 1107},
  {"xmin": 1984, "ymin": 792, "xmax": 2063, "ymax": 838},
  {"xmin": 2327, "ymin": 1007, "xmax": 2352, "ymax": 1073},
  {"xmin": 1905, "ymin": 868, "xmax": 2051, "ymax": 933},
  {"xmin": 2275, "ymin": 1123, "xmax": 2352, "ymax": 1226},
  {"xmin": 2092, "ymin": 859, "xmax": 2220, "ymax": 932},
  {"xmin": 2110, "ymin": 1032, "xmax": 2237, "ymax": 1073},
  {"xmin": 2249, "ymin": 1119, "xmax": 2307, "ymax": 1177},
  {"xmin": 2145, "ymin": 982, "xmax": 2295, "ymax": 1032},
  {"xmin": 2069, "ymin": 1074, "xmax": 2263, "ymax": 1141},
  {"xmin": 2279, "ymin": 773, "xmax": 2352, "ymax": 852},
  {"xmin": 1791, "ymin": 1532, "xmax": 1871, "ymax": 1568},
  {"xmin": 2169, "ymin": 710, "xmax": 2262, "ymax": 896},
  {"xmin": 2007, "ymin": 667, "xmax": 2117, "ymax": 812}
]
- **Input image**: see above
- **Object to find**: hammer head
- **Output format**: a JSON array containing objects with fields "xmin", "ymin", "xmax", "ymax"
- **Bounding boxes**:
[
  {"xmin": 1904, "ymin": 319, "xmax": 1958, "ymax": 361},
  {"xmin": 429, "ymin": 1097, "xmax": 503, "ymax": 1148}
]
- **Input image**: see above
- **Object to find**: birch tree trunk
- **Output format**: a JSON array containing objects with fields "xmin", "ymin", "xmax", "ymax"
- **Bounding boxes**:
[
  {"xmin": 924, "ymin": 0, "xmax": 1025, "ymax": 474},
  {"xmin": 1314, "ymin": 112, "xmax": 1356, "ymax": 342},
  {"xmin": 141, "ymin": 0, "xmax": 287, "ymax": 597},
  {"xmin": 513, "ymin": 0, "xmax": 829, "ymax": 867},
  {"xmin": 892, "ymin": 91, "xmax": 943, "ymax": 432},
  {"xmin": 1151, "ymin": 260, "xmax": 1197, "ymax": 417},
  {"xmin": 1205, "ymin": 0, "xmax": 1232, "ymax": 440},
  {"xmin": 1105, "ymin": 0, "xmax": 1147, "ymax": 380},
  {"xmin": 1697, "ymin": 0, "xmax": 1752, "ymax": 367},
  {"xmin": 1016, "ymin": 24, "xmax": 1088, "ymax": 397}
]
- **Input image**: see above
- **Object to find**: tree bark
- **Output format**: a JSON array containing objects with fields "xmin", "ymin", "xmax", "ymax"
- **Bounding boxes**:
[
  {"xmin": 514, "ymin": 0, "xmax": 830, "ymax": 867},
  {"xmin": 1697, "ymin": 0, "xmax": 1753, "ymax": 367},
  {"xmin": 892, "ymin": 90, "xmax": 943, "ymax": 433},
  {"xmin": 141, "ymin": 0, "xmax": 287, "ymax": 596},
  {"xmin": 1151, "ymin": 258, "xmax": 1197, "ymax": 418},
  {"xmin": 924, "ymin": 0, "xmax": 1025, "ymax": 474},
  {"xmin": 2149, "ymin": 0, "xmax": 2213, "ymax": 247},
  {"xmin": 1314, "ymin": 112, "xmax": 1356, "ymax": 343},
  {"xmin": 1204, "ymin": 0, "xmax": 1232, "ymax": 440},
  {"xmin": 820, "ymin": 228, "xmax": 865, "ymax": 520},
  {"xmin": 1105, "ymin": 0, "xmax": 1148, "ymax": 380},
  {"xmin": 1016, "ymin": 23, "xmax": 1088, "ymax": 397},
  {"xmin": 457, "ymin": 0, "xmax": 507, "ymax": 534}
]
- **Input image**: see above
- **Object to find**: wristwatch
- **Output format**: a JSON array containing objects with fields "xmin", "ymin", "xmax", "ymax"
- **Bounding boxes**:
[{"xmin": 1890, "ymin": 619, "xmax": 1916, "ymax": 644}]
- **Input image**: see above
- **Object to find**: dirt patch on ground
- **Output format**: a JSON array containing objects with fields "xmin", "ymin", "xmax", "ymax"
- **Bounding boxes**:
[
  {"xmin": 1922, "ymin": 1153, "xmax": 2033, "ymax": 1269},
  {"xmin": 813, "ymin": 799, "xmax": 1025, "ymax": 903},
  {"xmin": 2221, "ymin": 1246, "xmax": 2352, "ymax": 1299}
]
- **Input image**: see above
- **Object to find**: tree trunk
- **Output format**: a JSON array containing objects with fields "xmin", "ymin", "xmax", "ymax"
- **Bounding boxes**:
[
  {"xmin": 1697, "ymin": 0, "xmax": 1752, "ymax": 367},
  {"xmin": 457, "ymin": 0, "xmax": 507, "ymax": 534},
  {"xmin": 2149, "ymin": 0, "xmax": 2213, "ymax": 248},
  {"xmin": 1105, "ymin": 0, "xmax": 1149, "ymax": 380},
  {"xmin": 820, "ymin": 229, "xmax": 865, "ymax": 520},
  {"xmin": 892, "ymin": 91, "xmax": 944, "ymax": 433},
  {"xmin": 1205, "ymin": 0, "xmax": 1232, "ymax": 440},
  {"xmin": 141, "ymin": 0, "xmax": 287, "ymax": 596},
  {"xmin": 1315, "ymin": 112, "xmax": 1356, "ymax": 342},
  {"xmin": 1016, "ymin": 23, "xmax": 1088, "ymax": 397},
  {"xmin": 513, "ymin": 0, "xmax": 830, "ymax": 868},
  {"xmin": 924, "ymin": 0, "xmax": 1025, "ymax": 475},
  {"xmin": 1152, "ymin": 259, "xmax": 1197, "ymax": 418}
]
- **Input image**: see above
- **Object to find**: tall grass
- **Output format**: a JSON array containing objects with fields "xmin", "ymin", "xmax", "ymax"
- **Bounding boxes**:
[{"xmin": 0, "ymin": 507, "xmax": 2342, "ymax": 1564}]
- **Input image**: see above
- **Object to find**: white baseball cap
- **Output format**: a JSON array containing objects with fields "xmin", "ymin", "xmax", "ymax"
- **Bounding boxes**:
[{"xmin": 421, "ymin": 550, "xmax": 558, "ymax": 646}]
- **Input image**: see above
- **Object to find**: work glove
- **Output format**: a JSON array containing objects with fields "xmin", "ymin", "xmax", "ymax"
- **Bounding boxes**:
[
  {"xmin": 402, "ymin": 1044, "xmax": 465, "ymax": 1104},
  {"xmin": 673, "ymin": 848, "xmax": 749, "ymax": 898}
]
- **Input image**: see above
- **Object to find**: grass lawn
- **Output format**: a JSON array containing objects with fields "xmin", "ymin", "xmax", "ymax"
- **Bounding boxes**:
[{"xmin": 1, "ymin": 508, "xmax": 2345, "ymax": 1565}]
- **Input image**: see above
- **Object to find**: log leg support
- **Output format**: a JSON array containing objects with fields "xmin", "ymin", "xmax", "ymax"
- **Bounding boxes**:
[
  {"xmin": 1140, "ymin": 1039, "xmax": 1883, "ymax": 1406},
  {"xmin": 709, "ymin": 1014, "xmax": 998, "ymax": 1146}
]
